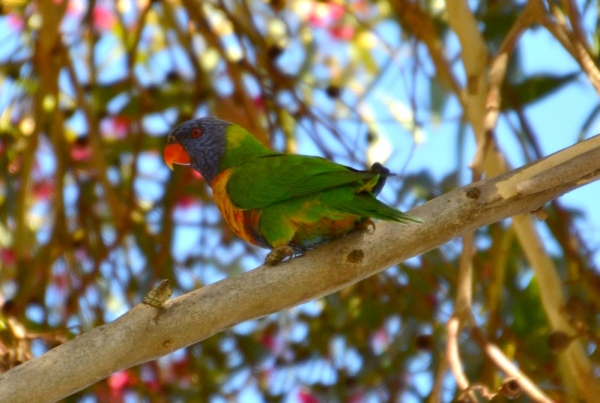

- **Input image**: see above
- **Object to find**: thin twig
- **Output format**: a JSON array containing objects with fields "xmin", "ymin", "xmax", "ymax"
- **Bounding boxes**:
[
  {"xmin": 471, "ymin": 327, "xmax": 554, "ymax": 403},
  {"xmin": 446, "ymin": 316, "xmax": 471, "ymax": 393}
]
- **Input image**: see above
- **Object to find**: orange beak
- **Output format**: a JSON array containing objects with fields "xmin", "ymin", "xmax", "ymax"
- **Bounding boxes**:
[{"xmin": 163, "ymin": 143, "xmax": 192, "ymax": 170}]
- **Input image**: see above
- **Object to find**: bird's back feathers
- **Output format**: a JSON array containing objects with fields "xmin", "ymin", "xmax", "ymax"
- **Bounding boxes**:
[{"xmin": 226, "ymin": 154, "xmax": 393, "ymax": 211}]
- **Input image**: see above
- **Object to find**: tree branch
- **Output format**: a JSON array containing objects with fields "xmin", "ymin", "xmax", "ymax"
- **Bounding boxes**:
[{"xmin": 1, "ymin": 136, "xmax": 600, "ymax": 403}]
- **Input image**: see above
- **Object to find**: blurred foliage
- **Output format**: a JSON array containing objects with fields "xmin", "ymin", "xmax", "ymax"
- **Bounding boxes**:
[{"xmin": 0, "ymin": 0, "xmax": 599, "ymax": 402}]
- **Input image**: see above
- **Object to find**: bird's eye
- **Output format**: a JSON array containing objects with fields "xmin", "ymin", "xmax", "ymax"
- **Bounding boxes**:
[{"xmin": 191, "ymin": 128, "xmax": 202, "ymax": 138}]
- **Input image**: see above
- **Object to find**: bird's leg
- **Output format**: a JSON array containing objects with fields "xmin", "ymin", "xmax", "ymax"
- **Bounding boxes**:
[
  {"xmin": 356, "ymin": 218, "xmax": 376, "ymax": 234},
  {"xmin": 265, "ymin": 246, "xmax": 295, "ymax": 266}
]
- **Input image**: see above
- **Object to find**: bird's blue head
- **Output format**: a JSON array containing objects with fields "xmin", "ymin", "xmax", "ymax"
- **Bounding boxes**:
[{"xmin": 164, "ymin": 117, "xmax": 230, "ymax": 183}]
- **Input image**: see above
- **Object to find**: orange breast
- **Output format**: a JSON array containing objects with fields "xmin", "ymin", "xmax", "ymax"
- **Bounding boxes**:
[{"xmin": 210, "ymin": 169, "xmax": 261, "ymax": 246}]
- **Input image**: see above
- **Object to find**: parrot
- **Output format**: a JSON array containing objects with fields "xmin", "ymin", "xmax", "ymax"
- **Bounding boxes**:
[{"xmin": 163, "ymin": 117, "xmax": 422, "ymax": 265}]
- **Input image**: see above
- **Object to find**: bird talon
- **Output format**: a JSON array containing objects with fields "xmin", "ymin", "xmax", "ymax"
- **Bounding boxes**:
[
  {"xmin": 265, "ymin": 246, "xmax": 295, "ymax": 266},
  {"xmin": 357, "ymin": 218, "xmax": 376, "ymax": 234}
]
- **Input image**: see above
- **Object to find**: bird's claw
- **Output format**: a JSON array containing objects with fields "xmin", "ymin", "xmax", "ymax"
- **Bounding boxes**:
[
  {"xmin": 265, "ymin": 246, "xmax": 296, "ymax": 266},
  {"xmin": 357, "ymin": 218, "xmax": 376, "ymax": 234}
]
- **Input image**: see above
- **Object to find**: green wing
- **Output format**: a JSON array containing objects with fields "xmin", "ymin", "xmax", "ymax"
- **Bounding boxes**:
[
  {"xmin": 334, "ymin": 193, "xmax": 422, "ymax": 224},
  {"xmin": 226, "ymin": 154, "xmax": 380, "ymax": 210}
]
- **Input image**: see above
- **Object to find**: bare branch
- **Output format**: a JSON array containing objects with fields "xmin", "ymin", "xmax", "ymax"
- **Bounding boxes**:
[
  {"xmin": 471, "ymin": 327, "xmax": 553, "ymax": 403},
  {"xmin": 446, "ymin": 316, "xmax": 471, "ymax": 392}
]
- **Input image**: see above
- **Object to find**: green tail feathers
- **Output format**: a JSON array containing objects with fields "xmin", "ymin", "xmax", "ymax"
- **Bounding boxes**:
[{"xmin": 339, "ymin": 194, "xmax": 423, "ymax": 224}]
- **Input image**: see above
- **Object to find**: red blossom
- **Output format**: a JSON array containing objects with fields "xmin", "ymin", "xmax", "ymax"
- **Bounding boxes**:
[
  {"xmin": 371, "ymin": 328, "xmax": 389, "ymax": 352},
  {"xmin": 101, "ymin": 116, "xmax": 131, "ymax": 140},
  {"xmin": 327, "ymin": 3, "xmax": 345, "ymax": 20},
  {"xmin": 66, "ymin": 0, "xmax": 85, "ymax": 16},
  {"xmin": 0, "ymin": 248, "xmax": 16, "ymax": 266},
  {"xmin": 70, "ymin": 138, "xmax": 92, "ymax": 162},
  {"xmin": 33, "ymin": 180, "xmax": 55, "ymax": 201},
  {"xmin": 307, "ymin": 2, "xmax": 355, "ymax": 41},
  {"xmin": 108, "ymin": 371, "xmax": 134, "ymax": 395},
  {"xmin": 329, "ymin": 25, "xmax": 354, "ymax": 40},
  {"xmin": 113, "ymin": 116, "xmax": 130, "ymax": 135},
  {"xmin": 261, "ymin": 333, "xmax": 276, "ymax": 350},
  {"xmin": 93, "ymin": 4, "xmax": 117, "ymax": 31},
  {"xmin": 253, "ymin": 96, "xmax": 265, "ymax": 111},
  {"xmin": 348, "ymin": 391, "xmax": 366, "ymax": 403},
  {"xmin": 7, "ymin": 13, "xmax": 24, "ymax": 31},
  {"xmin": 175, "ymin": 196, "xmax": 199, "ymax": 210},
  {"xmin": 144, "ymin": 377, "xmax": 161, "ymax": 392},
  {"xmin": 308, "ymin": 2, "xmax": 344, "ymax": 27},
  {"xmin": 298, "ymin": 389, "xmax": 320, "ymax": 403},
  {"xmin": 260, "ymin": 332, "xmax": 284, "ymax": 355},
  {"xmin": 52, "ymin": 271, "xmax": 69, "ymax": 293}
]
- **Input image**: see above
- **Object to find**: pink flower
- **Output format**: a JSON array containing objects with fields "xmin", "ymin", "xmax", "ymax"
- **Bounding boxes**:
[
  {"xmin": 0, "ymin": 248, "xmax": 16, "ymax": 266},
  {"xmin": 7, "ymin": 13, "xmax": 24, "ymax": 31},
  {"xmin": 329, "ymin": 25, "xmax": 354, "ymax": 40},
  {"xmin": 33, "ymin": 180, "xmax": 55, "ymax": 201},
  {"xmin": 308, "ymin": 2, "xmax": 344, "ymax": 27},
  {"xmin": 307, "ymin": 2, "xmax": 354, "ymax": 41},
  {"xmin": 101, "ymin": 116, "xmax": 130, "ymax": 140},
  {"xmin": 298, "ymin": 389, "xmax": 320, "ymax": 403},
  {"xmin": 261, "ymin": 332, "xmax": 284, "ymax": 355},
  {"xmin": 70, "ymin": 138, "xmax": 92, "ymax": 162},
  {"xmin": 93, "ymin": 4, "xmax": 116, "ymax": 31},
  {"xmin": 144, "ymin": 377, "xmax": 161, "ymax": 392},
  {"xmin": 66, "ymin": 0, "xmax": 85, "ymax": 16},
  {"xmin": 253, "ymin": 96, "xmax": 265, "ymax": 111},
  {"xmin": 175, "ymin": 196, "xmax": 199, "ymax": 210},
  {"xmin": 348, "ymin": 391, "xmax": 366, "ymax": 403},
  {"xmin": 108, "ymin": 371, "xmax": 133, "ymax": 395},
  {"xmin": 52, "ymin": 271, "xmax": 69, "ymax": 293},
  {"xmin": 371, "ymin": 328, "xmax": 389, "ymax": 353}
]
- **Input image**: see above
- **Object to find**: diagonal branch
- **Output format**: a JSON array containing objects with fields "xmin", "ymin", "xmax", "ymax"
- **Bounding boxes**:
[{"xmin": 1, "ymin": 136, "xmax": 600, "ymax": 403}]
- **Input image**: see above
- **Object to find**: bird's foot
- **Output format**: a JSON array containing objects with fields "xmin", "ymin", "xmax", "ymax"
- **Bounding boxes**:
[
  {"xmin": 356, "ymin": 218, "xmax": 376, "ymax": 234},
  {"xmin": 265, "ymin": 246, "xmax": 296, "ymax": 266}
]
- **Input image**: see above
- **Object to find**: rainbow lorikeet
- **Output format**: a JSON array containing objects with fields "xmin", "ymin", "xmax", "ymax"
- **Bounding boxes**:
[{"xmin": 164, "ymin": 117, "xmax": 421, "ymax": 265}]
